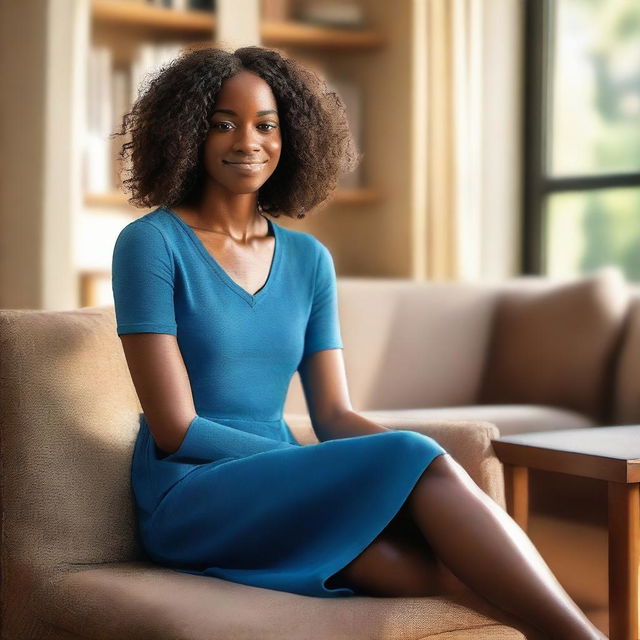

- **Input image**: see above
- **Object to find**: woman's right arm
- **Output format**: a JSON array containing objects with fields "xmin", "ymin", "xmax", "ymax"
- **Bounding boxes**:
[{"xmin": 120, "ymin": 332, "xmax": 196, "ymax": 454}]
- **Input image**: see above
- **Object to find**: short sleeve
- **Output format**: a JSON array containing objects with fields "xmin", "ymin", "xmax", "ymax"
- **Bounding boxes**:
[
  {"xmin": 301, "ymin": 241, "xmax": 343, "ymax": 360},
  {"xmin": 111, "ymin": 220, "xmax": 177, "ymax": 336}
]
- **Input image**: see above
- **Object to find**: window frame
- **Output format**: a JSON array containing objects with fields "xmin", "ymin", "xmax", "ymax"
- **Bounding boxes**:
[{"xmin": 522, "ymin": 0, "xmax": 640, "ymax": 275}]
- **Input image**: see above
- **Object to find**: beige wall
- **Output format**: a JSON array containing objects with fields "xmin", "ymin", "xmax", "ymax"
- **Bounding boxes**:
[
  {"xmin": 0, "ymin": 0, "xmax": 86, "ymax": 310},
  {"xmin": 0, "ymin": 0, "xmax": 47, "ymax": 308}
]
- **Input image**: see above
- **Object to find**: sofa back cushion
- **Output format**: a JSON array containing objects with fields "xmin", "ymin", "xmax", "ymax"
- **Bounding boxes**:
[
  {"xmin": 285, "ymin": 278, "xmax": 501, "ymax": 414},
  {"xmin": 0, "ymin": 307, "xmax": 145, "ymax": 586},
  {"xmin": 612, "ymin": 286, "xmax": 640, "ymax": 424},
  {"xmin": 477, "ymin": 267, "xmax": 628, "ymax": 422}
]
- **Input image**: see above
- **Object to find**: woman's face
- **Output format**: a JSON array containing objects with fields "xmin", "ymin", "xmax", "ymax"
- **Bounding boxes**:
[{"xmin": 203, "ymin": 70, "xmax": 282, "ymax": 195}]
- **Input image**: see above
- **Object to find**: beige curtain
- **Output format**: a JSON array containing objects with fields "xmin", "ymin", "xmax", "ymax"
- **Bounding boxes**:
[
  {"xmin": 424, "ymin": 0, "xmax": 523, "ymax": 282},
  {"xmin": 425, "ymin": 0, "xmax": 482, "ymax": 280}
]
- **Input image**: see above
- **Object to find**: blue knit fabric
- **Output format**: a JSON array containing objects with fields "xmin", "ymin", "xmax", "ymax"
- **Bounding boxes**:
[{"xmin": 112, "ymin": 207, "xmax": 447, "ymax": 597}]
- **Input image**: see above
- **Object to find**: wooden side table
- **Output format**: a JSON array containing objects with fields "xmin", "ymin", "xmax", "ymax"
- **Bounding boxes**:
[{"xmin": 492, "ymin": 425, "xmax": 640, "ymax": 640}]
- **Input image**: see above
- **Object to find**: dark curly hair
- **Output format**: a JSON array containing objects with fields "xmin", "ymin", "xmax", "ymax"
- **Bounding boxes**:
[{"xmin": 111, "ymin": 45, "xmax": 362, "ymax": 219}]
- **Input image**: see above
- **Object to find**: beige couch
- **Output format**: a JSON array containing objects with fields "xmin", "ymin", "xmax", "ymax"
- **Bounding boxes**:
[
  {"xmin": 0, "ymin": 306, "xmax": 529, "ymax": 639},
  {"xmin": 2, "ymin": 264, "xmax": 631, "ymax": 638},
  {"xmin": 286, "ymin": 265, "xmax": 634, "ymax": 437}
]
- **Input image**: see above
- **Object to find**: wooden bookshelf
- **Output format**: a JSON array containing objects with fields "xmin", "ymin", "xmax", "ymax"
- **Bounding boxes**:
[
  {"xmin": 261, "ymin": 20, "xmax": 386, "ymax": 51},
  {"xmin": 330, "ymin": 187, "xmax": 382, "ymax": 205},
  {"xmin": 91, "ymin": 0, "xmax": 216, "ymax": 33},
  {"xmin": 79, "ymin": 269, "xmax": 111, "ymax": 308}
]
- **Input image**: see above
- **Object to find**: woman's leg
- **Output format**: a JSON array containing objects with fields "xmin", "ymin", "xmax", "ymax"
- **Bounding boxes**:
[
  {"xmin": 331, "ymin": 488, "xmax": 554, "ymax": 639},
  {"xmin": 406, "ymin": 453, "xmax": 607, "ymax": 640}
]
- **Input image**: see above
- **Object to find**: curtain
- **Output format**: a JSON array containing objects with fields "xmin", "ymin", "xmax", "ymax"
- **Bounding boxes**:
[{"xmin": 424, "ymin": 0, "xmax": 523, "ymax": 281}]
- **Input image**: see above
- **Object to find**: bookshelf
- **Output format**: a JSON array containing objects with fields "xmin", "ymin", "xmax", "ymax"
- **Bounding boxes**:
[
  {"xmin": 91, "ymin": 0, "xmax": 216, "ymax": 32},
  {"xmin": 261, "ymin": 19, "xmax": 385, "ymax": 50},
  {"xmin": 76, "ymin": 0, "xmax": 416, "ymax": 306}
]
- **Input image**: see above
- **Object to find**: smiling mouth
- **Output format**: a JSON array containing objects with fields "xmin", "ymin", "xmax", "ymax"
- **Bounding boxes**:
[
  {"xmin": 222, "ymin": 160, "xmax": 268, "ymax": 173},
  {"xmin": 223, "ymin": 161, "xmax": 267, "ymax": 165}
]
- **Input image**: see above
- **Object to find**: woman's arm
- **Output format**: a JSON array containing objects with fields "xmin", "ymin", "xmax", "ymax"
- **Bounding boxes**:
[
  {"xmin": 120, "ymin": 333, "xmax": 196, "ymax": 454},
  {"xmin": 296, "ymin": 240, "xmax": 386, "ymax": 442},
  {"xmin": 298, "ymin": 348, "xmax": 390, "ymax": 442}
]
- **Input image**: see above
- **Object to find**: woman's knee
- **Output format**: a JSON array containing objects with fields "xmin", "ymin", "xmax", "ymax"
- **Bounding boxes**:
[
  {"xmin": 386, "ymin": 429, "xmax": 447, "ymax": 460},
  {"xmin": 411, "ymin": 453, "xmax": 487, "ymax": 510},
  {"xmin": 425, "ymin": 452, "xmax": 476, "ymax": 485}
]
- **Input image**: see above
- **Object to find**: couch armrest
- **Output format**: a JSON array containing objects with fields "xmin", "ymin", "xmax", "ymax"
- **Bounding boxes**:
[{"xmin": 284, "ymin": 413, "xmax": 506, "ymax": 509}]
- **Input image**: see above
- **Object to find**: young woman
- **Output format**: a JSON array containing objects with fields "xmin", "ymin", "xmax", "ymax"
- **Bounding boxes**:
[{"xmin": 111, "ymin": 46, "xmax": 607, "ymax": 640}]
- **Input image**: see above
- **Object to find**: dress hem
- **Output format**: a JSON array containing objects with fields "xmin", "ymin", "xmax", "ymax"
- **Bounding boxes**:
[{"xmin": 317, "ymin": 447, "xmax": 448, "ymax": 597}]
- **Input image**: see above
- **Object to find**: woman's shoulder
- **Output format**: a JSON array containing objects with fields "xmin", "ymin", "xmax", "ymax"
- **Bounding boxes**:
[
  {"xmin": 126, "ymin": 207, "xmax": 173, "ymax": 232},
  {"xmin": 274, "ymin": 221, "xmax": 325, "ymax": 255},
  {"xmin": 113, "ymin": 209, "xmax": 176, "ymax": 264},
  {"xmin": 115, "ymin": 208, "xmax": 175, "ymax": 244},
  {"xmin": 275, "ymin": 222, "xmax": 337, "ymax": 281}
]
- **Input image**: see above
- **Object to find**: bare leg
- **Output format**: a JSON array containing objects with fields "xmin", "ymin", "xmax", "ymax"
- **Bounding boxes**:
[{"xmin": 407, "ymin": 453, "xmax": 608, "ymax": 640}]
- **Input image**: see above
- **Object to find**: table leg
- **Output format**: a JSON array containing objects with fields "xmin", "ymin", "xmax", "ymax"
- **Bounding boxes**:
[
  {"xmin": 503, "ymin": 463, "xmax": 529, "ymax": 532},
  {"xmin": 607, "ymin": 481, "xmax": 639, "ymax": 640}
]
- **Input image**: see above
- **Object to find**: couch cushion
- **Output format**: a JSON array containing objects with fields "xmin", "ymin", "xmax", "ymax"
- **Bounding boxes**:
[
  {"xmin": 612, "ymin": 287, "xmax": 640, "ymax": 424},
  {"xmin": 39, "ymin": 562, "xmax": 526, "ymax": 640},
  {"xmin": 285, "ymin": 278, "xmax": 503, "ymax": 415},
  {"xmin": 0, "ymin": 307, "xmax": 148, "ymax": 638},
  {"xmin": 0, "ymin": 307, "xmax": 144, "ymax": 567},
  {"xmin": 477, "ymin": 266, "xmax": 628, "ymax": 422},
  {"xmin": 357, "ymin": 404, "xmax": 595, "ymax": 437}
]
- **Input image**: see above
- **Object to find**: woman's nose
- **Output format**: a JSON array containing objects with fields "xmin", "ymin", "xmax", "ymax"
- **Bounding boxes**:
[{"xmin": 231, "ymin": 124, "xmax": 261, "ymax": 151}]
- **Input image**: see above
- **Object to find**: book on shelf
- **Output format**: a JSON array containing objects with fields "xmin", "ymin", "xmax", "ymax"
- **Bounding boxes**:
[
  {"xmin": 111, "ymin": 68, "xmax": 129, "ymax": 191},
  {"xmin": 130, "ymin": 42, "xmax": 187, "ymax": 104},
  {"xmin": 84, "ymin": 42, "xmax": 188, "ymax": 197},
  {"xmin": 145, "ymin": 0, "xmax": 215, "ymax": 10},
  {"xmin": 84, "ymin": 46, "xmax": 113, "ymax": 194},
  {"xmin": 293, "ymin": 0, "xmax": 365, "ymax": 29}
]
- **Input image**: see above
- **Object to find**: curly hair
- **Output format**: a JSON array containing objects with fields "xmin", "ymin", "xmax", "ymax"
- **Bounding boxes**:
[{"xmin": 111, "ymin": 45, "xmax": 362, "ymax": 219}]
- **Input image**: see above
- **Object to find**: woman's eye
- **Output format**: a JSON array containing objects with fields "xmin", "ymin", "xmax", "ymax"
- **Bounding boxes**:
[{"xmin": 210, "ymin": 122, "xmax": 278, "ymax": 131}]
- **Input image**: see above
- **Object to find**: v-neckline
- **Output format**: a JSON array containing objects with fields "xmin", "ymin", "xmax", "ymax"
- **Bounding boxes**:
[{"xmin": 164, "ymin": 207, "xmax": 282, "ymax": 307}]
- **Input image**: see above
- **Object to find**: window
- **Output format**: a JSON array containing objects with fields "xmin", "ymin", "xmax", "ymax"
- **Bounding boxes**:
[{"xmin": 523, "ymin": 0, "xmax": 640, "ymax": 279}]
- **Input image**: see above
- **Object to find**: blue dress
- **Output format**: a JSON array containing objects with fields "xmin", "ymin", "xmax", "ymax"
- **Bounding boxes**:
[{"xmin": 111, "ymin": 206, "xmax": 447, "ymax": 598}]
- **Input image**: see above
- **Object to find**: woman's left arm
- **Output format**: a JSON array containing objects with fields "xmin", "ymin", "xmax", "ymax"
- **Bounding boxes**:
[{"xmin": 297, "ymin": 348, "xmax": 390, "ymax": 442}]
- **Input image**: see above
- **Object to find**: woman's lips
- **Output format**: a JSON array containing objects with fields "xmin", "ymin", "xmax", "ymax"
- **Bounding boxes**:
[{"xmin": 223, "ymin": 161, "xmax": 267, "ymax": 174}]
